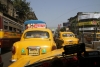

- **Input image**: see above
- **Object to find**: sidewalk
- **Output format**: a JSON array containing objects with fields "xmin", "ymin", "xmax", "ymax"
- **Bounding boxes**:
[
  {"xmin": 85, "ymin": 43, "xmax": 100, "ymax": 51},
  {"xmin": 85, "ymin": 46, "xmax": 96, "ymax": 51},
  {"xmin": 85, "ymin": 43, "xmax": 93, "ymax": 48}
]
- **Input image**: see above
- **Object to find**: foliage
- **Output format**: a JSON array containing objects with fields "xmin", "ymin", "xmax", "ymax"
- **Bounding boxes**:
[
  {"xmin": 12, "ymin": 0, "xmax": 32, "ymax": 20},
  {"xmin": 60, "ymin": 27, "xmax": 66, "ymax": 32}
]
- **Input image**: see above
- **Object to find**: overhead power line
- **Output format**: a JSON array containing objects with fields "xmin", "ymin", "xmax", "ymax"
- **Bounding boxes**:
[{"xmin": 52, "ymin": 4, "xmax": 100, "ymax": 21}]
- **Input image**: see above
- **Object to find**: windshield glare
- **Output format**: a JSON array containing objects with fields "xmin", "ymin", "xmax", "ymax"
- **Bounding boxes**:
[
  {"xmin": 62, "ymin": 33, "xmax": 75, "ymax": 37},
  {"xmin": 24, "ymin": 31, "xmax": 49, "ymax": 38}
]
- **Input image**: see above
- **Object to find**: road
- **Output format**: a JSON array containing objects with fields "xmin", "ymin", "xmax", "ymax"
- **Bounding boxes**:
[{"xmin": 1, "ymin": 50, "xmax": 12, "ymax": 67}]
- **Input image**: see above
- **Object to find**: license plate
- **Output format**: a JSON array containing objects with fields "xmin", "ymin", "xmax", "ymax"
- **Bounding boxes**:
[{"xmin": 28, "ymin": 48, "xmax": 40, "ymax": 56}]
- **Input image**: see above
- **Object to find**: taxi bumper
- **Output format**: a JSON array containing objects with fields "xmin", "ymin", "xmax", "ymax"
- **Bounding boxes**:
[{"xmin": 10, "ymin": 59, "xmax": 17, "ymax": 63}]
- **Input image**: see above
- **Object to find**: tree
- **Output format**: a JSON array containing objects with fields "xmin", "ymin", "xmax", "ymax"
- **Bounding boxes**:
[
  {"xmin": 60, "ymin": 27, "xmax": 66, "ymax": 32},
  {"xmin": 12, "ymin": 0, "xmax": 32, "ymax": 21}
]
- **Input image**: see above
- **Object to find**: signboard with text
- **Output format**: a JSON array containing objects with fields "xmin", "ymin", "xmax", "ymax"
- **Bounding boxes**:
[
  {"xmin": 78, "ymin": 12, "xmax": 100, "ymax": 21},
  {"xmin": 26, "ymin": 23, "xmax": 46, "ymax": 29}
]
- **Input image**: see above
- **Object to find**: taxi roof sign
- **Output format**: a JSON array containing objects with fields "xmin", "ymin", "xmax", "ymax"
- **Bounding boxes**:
[
  {"xmin": 26, "ymin": 23, "xmax": 46, "ymax": 29},
  {"xmin": 24, "ymin": 20, "xmax": 47, "ymax": 29},
  {"xmin": 24, "ymin": 20, "xmax": 46, "ymax": 24}
]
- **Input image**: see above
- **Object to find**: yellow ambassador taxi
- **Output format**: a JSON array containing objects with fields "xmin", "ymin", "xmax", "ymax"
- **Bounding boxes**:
[
  {"xmin": 8, "ymin": 43, "xmax": 94, "ymax": 67},
  {"xmin": 9, "ymin": 48, "xmax": 64, "ymax": 67},
  {"xmin": 55, "ymin": 31, "xmax": 79, "ymax": 48},
  {"xmin": 10, "ymin": 28, "xmax": 57, "ymax": 62}
]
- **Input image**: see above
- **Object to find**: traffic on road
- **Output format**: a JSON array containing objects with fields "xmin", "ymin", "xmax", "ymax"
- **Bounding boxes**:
[
  {"xmin": 1, "ymin": 19, "xmax": 100, "ymax": 67},
  {"xmin": 0, "ymin": 0, "xmax": 100, "ymax": 67}
]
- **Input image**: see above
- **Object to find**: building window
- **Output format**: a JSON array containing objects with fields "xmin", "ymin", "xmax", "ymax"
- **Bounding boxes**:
[{"xmin": 9, "ymin": 26, "xmax": 12, "ymax": 31}]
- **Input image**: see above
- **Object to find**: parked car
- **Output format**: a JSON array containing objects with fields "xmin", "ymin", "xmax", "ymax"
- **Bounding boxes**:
[{"xmin": 10, "ymin": 28, "xmax": 57, "ymax": 62}]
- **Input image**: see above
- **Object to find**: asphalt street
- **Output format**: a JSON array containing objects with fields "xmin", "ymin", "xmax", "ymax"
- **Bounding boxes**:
[{"xmin": 1, "ymin": 50, "xmax": 12, "ymax": 67}]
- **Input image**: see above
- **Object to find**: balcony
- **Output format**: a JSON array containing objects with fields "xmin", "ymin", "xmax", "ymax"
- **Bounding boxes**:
[{"xmin": 0, "ymin": 3, "xmax": 8, "ymax": 13}]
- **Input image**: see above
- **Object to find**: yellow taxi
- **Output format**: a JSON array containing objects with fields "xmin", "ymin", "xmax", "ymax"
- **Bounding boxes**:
[
  {"xmin": 10, "ymin": 28, "xmax": 57, "ymax": 62},
  {"xmin": 8, "ymin": 43, "xmax": 94, "ymax": 67},
  {"xmin": 9, "ymin": 48, "xmax": 64, "ymax": 67},
  {"xmin": 54, "ymin": 31, "xmax": 79, "ymax": 48}
]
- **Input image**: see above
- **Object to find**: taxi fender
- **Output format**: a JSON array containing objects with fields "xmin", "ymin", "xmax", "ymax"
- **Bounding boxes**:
[{"xmin": 11, "ymin": 41, "xmax": 21, "ymax": 60}]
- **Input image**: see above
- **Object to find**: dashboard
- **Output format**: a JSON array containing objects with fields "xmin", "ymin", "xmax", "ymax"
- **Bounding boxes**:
[{"xmin": 25, "ymin": 43, "xmax": 100, "ymax": 67}]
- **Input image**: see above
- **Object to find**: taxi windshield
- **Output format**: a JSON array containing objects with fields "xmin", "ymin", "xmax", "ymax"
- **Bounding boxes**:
[
  {"xmin": 62, "ymin": 33, "xmax": 75, "ymax": 37},
  {"xmin": 24, "ymin": 31, "xmax": 49, "ymax": 38}
]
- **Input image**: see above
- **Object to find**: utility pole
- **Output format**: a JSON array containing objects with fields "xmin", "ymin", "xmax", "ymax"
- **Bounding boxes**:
[
  {"xmin": 93, "ymin": 20, "xmax": 97, "ymax": 41},
  {"xmin": 82, "ymin": 23, "xmax": 84, "ymax": 43}
]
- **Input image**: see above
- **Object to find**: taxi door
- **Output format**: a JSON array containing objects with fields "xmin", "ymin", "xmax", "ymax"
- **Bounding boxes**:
[{"xmin": 55, "ymin": 33, "xmax": 64, "ymax": 49}]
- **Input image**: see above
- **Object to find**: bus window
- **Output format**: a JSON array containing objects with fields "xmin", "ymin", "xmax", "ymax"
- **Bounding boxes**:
[
  {"xmin": 4, "ymin": 21, "xmax": 8, "ymax": 24},
  {"xmin": 13, "ymin": 28, "xmax": 16, "ymax": 32},
  {"xmin": 16, "ymin": 29, "xmax": 21, "ymax": 33},
  {"xmin": 4, "ymin": 25, "xmax": 8, "ymax": 30},
  {"xmin": 9, "ymin": 26, "xmax": 13, "ymax": 31}
]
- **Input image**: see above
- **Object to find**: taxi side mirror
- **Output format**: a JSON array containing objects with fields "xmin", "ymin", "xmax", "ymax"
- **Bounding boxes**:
[{"xmin": 75, "ymin": 34, "xmax": 77, "ymax": 38}]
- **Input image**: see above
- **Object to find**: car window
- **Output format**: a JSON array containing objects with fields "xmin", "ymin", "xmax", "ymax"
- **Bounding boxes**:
[
  {"xmin": 24, "ymin": 31, "xmax": 49, "ymax": 38},
  {"xmin": 62, "ymin": 33, "xmax": 75, "ymax": 37}
]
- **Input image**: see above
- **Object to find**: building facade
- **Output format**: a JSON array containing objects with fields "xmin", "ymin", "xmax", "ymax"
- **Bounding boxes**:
[
  {"xmin": 68, "ymin": 12, "xmax": 100, "ymax": 35},
  {"xmin": 0, "ymin": 0, "xmax": 38, "ymax": 24}
]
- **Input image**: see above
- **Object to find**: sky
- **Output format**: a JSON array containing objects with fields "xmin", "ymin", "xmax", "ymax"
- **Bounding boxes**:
[{"xmin": 26, "ymin": 0, "xmax": 100, "ymax": 27}]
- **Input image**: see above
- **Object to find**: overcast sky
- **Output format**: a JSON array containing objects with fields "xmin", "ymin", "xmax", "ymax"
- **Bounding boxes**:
[{"xmin": 26, "ymin": 0, "xmax": 100, "ymax": 27}]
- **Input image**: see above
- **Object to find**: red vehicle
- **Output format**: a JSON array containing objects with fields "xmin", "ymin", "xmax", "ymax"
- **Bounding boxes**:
[{"xmin": 0, "ymin": 12, "xmax": 23, "ymax": 49}]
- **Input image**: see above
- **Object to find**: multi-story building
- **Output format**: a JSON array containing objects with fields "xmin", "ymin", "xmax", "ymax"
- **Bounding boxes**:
[
  {"xmin": 0, "ymin": 0, "xmax": 17, "ymax": 18},
  {"xmin": 77, "ymin": 12, "xmax": 100, "ymax": 33},
  {"xmin": 68, "ymin": 12, "xmax": 100, "ymax": 35},
  {"xmin": 68, "ymin": 12, "xmax": 100, "ymax": 42},
  {"xmin": 68, "ymin": 16, "xmax": 78, "ymax": 35},
  {"xmin": 0, "ymin": 0, "xmax": 38, "ymax": 24}
]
